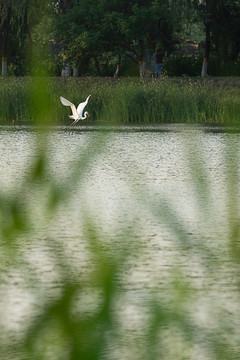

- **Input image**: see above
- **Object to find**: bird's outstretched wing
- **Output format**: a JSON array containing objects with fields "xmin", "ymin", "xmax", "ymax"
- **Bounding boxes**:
[
  {"xmin": 60, "ymin": 96, "xmax": 78, "ymax": 118},
  {"xmin": 77, "ymin": 95, "xmax": 91, "ymax": 118}
]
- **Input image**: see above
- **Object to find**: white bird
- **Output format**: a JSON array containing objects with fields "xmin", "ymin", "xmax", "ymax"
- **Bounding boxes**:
[{"xmin": 60, "ymin": 95, "xmax": 91, "ymax": 125}]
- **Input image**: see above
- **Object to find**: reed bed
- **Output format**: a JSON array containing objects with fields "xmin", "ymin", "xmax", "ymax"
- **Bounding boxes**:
[{"xmin": 0, "ymin": 76, "xmax": 240, "ymax": 125}]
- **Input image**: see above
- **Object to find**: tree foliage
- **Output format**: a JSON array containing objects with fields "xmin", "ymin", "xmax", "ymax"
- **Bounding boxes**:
[
  {"xmin": 53, "ymin": 0, "xmax": 182, "ymax": 75},
  {"xmin": 0, "ymin": 0, "xmax": 49, "ymax": 74},
  {"xmin": 1, "ymin": 0, "xmax": 240, "ymax": 76},
  {"xmin": 189, "ymin": 0, "xmax": 240, "ymax": 74}
]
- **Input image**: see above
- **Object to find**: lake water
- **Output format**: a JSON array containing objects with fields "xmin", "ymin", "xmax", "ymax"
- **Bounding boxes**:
[{"xmin": 0, "ymin": 124, "xmax": 240, "ymax": 359}]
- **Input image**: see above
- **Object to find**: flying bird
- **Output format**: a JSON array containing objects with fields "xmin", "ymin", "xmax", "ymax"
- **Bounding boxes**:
[{"xmin": 60, "ymin": 95, "xmax": 91, "ymax": 125}]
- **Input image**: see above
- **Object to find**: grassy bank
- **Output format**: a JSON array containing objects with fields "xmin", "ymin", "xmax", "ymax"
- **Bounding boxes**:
[{"xmin": 0, "ymin": 76, "xmax": 240, "ymax": 125}]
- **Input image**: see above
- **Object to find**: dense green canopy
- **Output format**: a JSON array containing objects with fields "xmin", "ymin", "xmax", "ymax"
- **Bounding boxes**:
[
  {"xmin": 1, "ymin": 0, "xmax": 240, "ymax": 76},
  {"xmin": 189, "ymin": 0, "xmax": 240, "ymax": 75},
  {"xmin": 0, "ymin": 0, "xmax": 48, "ymax": 74},
  {"xmin": 52, "ymin": 0, "xmax": 181, "ymax": 74}
]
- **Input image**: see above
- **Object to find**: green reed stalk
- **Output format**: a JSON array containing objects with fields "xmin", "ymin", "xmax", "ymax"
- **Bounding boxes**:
[{"xmin": 0, "ymin": 77, "xmax": 240, "ymax": 125}]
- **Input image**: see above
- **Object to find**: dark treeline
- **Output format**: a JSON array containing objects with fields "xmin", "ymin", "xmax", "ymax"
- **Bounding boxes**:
[{"xmin": 1, "ymin": 0, "xmax": 240, "ymax": 77}]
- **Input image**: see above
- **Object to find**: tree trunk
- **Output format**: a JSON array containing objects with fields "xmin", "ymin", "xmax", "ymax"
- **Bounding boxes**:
[
  {"xmin": 1, "ymin": 27, "xmax": 9, "ymax": 76},
  {"xmin": 73, "ymin": 67, "xmax": 79, "ymax": 77},
  {"xmin": 80, "ymin": 56, "xmax": 90, "ymax": 75},
  {"xmin": 201, "ymin": 22, "xmax": 210, "ymax": 78},
  {"xmin": 113, "ymin": 64, "xmax": 120, "ymax": 78},
  {"xmin": 215, "ymin": 37, "xmax": 221, "ymax": 76},
  {"xmin": 2, "ymin": 58, "xmax": 7, "ymax": 76},
  {"xmin": 138, "ymin": 59, "xmax": 145, "ymax": 78},
  {"xmin": 94, "ymin": 56, "xmax": 101, "ymax": 76},
  {"xmin": 65, "ymin": 62, "xmax": 71, "ymax": 76},
  {"xmin": 1, "ymin": 6, "xmax": 11, "ymax": 77}
]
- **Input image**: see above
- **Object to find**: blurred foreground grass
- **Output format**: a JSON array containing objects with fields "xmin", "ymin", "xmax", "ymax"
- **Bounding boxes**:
[
  {"xmin": 0, "ymin": 76, "xmax": 240, "ymax": 125},
  {"xmin": 0, "ymin": 76, "xmax": 240, "ymax": 360}
]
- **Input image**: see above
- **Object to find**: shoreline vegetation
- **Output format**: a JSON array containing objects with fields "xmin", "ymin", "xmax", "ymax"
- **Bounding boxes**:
[{"xmin": 0, "ymin": 76, "xmax": 240, "ymax": 125}]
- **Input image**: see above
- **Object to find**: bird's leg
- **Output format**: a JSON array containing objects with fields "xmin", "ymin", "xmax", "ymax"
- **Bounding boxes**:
[{"xmin": 71, "ymin": 119, "xmax": 79, "ymax": 125}]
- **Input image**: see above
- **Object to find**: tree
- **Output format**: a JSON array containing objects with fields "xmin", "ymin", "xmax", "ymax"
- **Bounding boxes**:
[
  {"xmin": 188, "ymin": 0, "xmax": 240, "ymax": 76},
  {"xmin": 211, "ymin": 0, "xmax": 240, "ymax": 73},
  {"xmin": 187, "ymin": 0, "xmax": 215, "ymax": 77},
  {"xmin": 0, "ymin": 0, "xmax": 47, "ymax": 76},
  {"xmin": 0, "ymin": 0, "xmax": 14, "ymax": 75},
  {"xmin": 53, "ymin": 0, "xmax": 182, "ymax": 75}
]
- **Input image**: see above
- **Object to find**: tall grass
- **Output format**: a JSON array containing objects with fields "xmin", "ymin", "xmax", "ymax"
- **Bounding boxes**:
[{"xmin": 0, "ymin": 77, "xmax": 240, "ymax": 125}]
